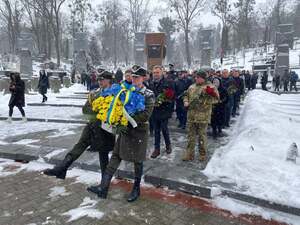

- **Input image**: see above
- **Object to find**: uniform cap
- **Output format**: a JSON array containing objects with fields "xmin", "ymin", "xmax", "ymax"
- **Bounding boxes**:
[
  {"xmin": 98, "ymin": 71, "xmax": 114, "ymax": 80},
  {"xmin": 132, "ymin": 67, "xmax": 147, "ymax": 77}
]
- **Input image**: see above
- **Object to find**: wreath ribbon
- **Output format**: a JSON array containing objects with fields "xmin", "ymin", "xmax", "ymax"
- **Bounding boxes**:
[{"xmin": 106, "ymin": 84, "xmax": 138, "ymax": 128}]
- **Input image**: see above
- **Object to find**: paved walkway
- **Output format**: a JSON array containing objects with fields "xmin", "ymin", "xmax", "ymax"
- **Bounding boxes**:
[{"xmin": 0, "ymin": 161, "xmax": 286, "ymax": 225}]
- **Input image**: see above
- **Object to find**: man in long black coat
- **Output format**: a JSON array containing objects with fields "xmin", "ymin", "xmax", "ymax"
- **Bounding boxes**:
[
  {"xmin": 7, "ymin": 72, "xmax": 26, "ymax": 121},
  {"xmin": 149, "ymin": 65, "xmax": 175, "ymax": 158},
  {"xmin": 211, "ymin": 78, "xmax": 228, "ymax": 138},
  {"xmin": 175, "ymin": 70, "xmax": 192, "ymax": 129}
]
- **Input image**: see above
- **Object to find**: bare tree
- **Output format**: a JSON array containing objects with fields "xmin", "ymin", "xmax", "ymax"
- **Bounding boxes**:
[
  {"xmin": 169, "ymin": 0, "xmax": 208, "ymax": 67},
  {"xmin": 158, "ymin": 16, "xmax": 177, "ymax": 63},
  {"xmin": 29, "ymin": 0, "xmax": 66, "ymax": 65},
  {"xmin": 125, "ymin": 0, "xmax": 153, "ymax": 33},
  {"xmin": 230, "ymin": 0, "xmax": 256, "ymax": 49},
  {"xmin": 0, "ymin": 0, "xmax": 24, "ymax": 53},
  {"xmin": 211, "ymin": 0, "xmax": 232, "ymax": 55}
]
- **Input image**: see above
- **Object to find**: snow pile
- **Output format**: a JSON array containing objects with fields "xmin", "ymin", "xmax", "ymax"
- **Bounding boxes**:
[
  {"xmin": 213, "ymin": 196, "xmax": 300, "ymax": 225},
  {"xmin": 204, "ymin": 90, "xmax": 300, "ymax": 208},
  {"xmin": 48, "ymin": 186, "xmax": 70, "ymax": 198},
  {"xmin": 62, "ymin": 197, "xmax": 104, "ymax": 222}
]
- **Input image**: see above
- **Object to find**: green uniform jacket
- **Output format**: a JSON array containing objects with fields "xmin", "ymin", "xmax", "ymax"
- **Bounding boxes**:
[
  {"xmin": 183, "ymin": 82, "xmax": 219, "ymax": 124},
  {"xmin": 114, "ymin": 87, "xmax": 155, "ymax": 162}
]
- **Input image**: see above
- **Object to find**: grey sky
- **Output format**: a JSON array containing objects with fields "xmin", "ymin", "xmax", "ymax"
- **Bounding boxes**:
[{"xmin": 69, "ymin": 0, "xmax": 277, "ymax": 31}]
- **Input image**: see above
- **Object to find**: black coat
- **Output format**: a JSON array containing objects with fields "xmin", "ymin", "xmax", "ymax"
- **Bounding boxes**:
[
  {"xmin": 211, "ymin": 86, "xmax": 228, "ymax": 127},
  {"xmin": 149, "ymin": 77, "xmax": 175, "ymax": 120},
  {"xmin": 115, "ymin": 70, "xmax": 124, "ymax": 83},
  {"xmin": 38, "ymin": 74, "xmax": 49, "ymax": 94},
  {"xmin": 115, "ymin": 87, "xmax": 155, "ymax": 162},
  {"xmin": 175, "ymin": 78, "xmax": 192, "ymax": 98},
  {"xmin": 9, "ymin": 80, "xmax": 25, "ymax": 107}
]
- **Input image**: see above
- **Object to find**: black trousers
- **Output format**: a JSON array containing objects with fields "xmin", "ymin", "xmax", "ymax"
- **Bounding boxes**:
[
  {"xmin": 9, "ymin": 105, "xmax": 25, "ymax": 117},
  {"xmin": 68, "ymin": 122, "xmax": 114, "ymax": 174}
]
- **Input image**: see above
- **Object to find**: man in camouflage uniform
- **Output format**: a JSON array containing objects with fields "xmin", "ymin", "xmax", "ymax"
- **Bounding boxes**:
[
  {"xmin": 43, "ymin": 71, "xmax": 115, "ymax": 179},
  {"xmin": 182, "ymin": 70, "xmax": 219, "ymax": 162}
]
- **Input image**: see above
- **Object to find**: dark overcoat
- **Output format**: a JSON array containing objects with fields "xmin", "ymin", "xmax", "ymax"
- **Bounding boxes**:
[
  {"xmin": 38, "ymin": 74, "xmax": 49, "ymax": 95},
  {"xmin": 8, "ymin": 79, "xmax": 25, "ymax": 107},
  {"xmin": 115, "ymin": 87, "xmax": 155, "ymax": 162}
]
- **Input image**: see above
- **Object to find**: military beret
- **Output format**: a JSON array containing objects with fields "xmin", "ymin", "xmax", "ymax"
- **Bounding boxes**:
[{"xmin": 196, "ymin": 69, "xmax": 207, "ymax": 79}]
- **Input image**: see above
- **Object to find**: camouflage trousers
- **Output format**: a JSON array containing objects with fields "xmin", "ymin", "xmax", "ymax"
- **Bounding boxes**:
[{"xmin": 186, "ymin": 122, "xmax": 208, "ymax": 156}]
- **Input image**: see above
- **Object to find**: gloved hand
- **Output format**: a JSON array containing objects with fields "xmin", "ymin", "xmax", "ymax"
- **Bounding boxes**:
[
  {"xmin": 205, "ymin": 86, "xmax": 218, "ymax": 97},
  {"xmin": 116, "ymin": 125, "xmax": 128, "ymax": 135}
]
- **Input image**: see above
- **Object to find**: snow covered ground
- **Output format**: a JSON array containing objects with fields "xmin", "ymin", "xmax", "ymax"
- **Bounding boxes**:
[
  {"xmin": 205, "ymin": 90, "xmax": 300, "ymax": 209},
  {"xmin": 0, "ymin": 84, "xmax": 87, "ymax": 119}
]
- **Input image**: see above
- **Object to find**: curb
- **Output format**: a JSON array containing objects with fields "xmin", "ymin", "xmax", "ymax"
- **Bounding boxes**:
[
  {"xmin": 0, "ymin": 117, "xmax": 87, "ymax": 124},
  {"xmin": 27, "ymin": 103, "xmax": 84, "ymax": 108},
  {"xmin": 0, "ymin": 150, "xmax": 299, "ymax": 217}
]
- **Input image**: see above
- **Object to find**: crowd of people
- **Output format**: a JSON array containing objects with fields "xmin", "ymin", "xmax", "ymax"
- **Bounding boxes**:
[
  {"xmin": 273, "ymin": 69, "xmax": 299, "ymax": 92},
  {"xmin": 8, "ymin": 63, "xmax": 298, "ymax": 203},
  {"xmin": 42, "ymin": 64, "xmax": 249, "ymax": 203}
]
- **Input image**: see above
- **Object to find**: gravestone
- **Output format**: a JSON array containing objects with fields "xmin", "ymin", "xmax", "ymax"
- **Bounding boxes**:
[
  {"xmin": 200, "ymin": 42, "xmax": 212, "ymax": 67},
  {"xmin": 73, "ymin": 32, "xmax": 88, "ymax": 74},
  {"xmin": 275, "ymin": 24, "xmax": 293, "ymax": 78},
  {"xmin": 22, "ymin": 78, "xmax": 31, "ymax": 94},
  {"xmin": 134, "ymin": 32, "xmax": 146, "ymax": 66},
  {"xmin": 17, "ymin": 32, "xmax": 34, "ymax": 77},
  {"xmin": 31, "ymin": 77, "xmax": 39, "ymax": 92},
  {"xmin": 63, "ymin": 76, "xmax": 71, "ymax": 88},
  {"xmin": 1, "ymin": 77, "xmax": 10, "ymax": 94},
  {"xmin": 19, "ymin": 49, "xmax": 33, "ymax": 77},
  {"xmin": 49, "ymin": 77, "xmax": 61, "ymax": 93}
]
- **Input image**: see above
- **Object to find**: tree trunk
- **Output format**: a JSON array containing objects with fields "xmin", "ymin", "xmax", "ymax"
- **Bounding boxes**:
[
  {"xmin": 184, "ymin": 28, "xmax": 191, "ymax": 68},
  {"xmin": 221, "ymin": 26, "xmax": 229, "ymax": 55}
]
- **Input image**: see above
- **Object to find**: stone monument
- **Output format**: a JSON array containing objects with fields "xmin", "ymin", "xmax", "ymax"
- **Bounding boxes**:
[
  {"xmin": 134, "ymin": 32, "xmax": 146, "ymax": 67},
  {"xmin": 17, "ymin": 32, "xmax": 34, "ymax": 77},
  {"xmin": 275, "ymin": 24, "xmax": 294, "ymax": 78},
  {"xmin": 73, "ymin": 32, "xmax": 89, "ymax": 73}
]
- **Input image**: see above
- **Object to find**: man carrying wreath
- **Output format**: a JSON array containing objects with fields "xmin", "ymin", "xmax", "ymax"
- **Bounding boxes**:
[
  {"xmin": 87, "ymin": 66, "xmax": 155, "ymax": 203},
  {"xmin": 43, "ymin": 71, "xmax": 115, "ymax": 180}
]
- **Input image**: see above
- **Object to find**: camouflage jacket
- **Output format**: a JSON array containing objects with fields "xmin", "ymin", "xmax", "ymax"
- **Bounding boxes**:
[{"xmin": 183, "ymin": 82, "xmax": 219, "ymax": 124}]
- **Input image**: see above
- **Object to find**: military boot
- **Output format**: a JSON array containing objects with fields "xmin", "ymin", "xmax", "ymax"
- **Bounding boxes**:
[
  {"xmin": 182, "ymin": 150, "xmax": 194, "ymax": 161},
  {"xmin": 150, "ymin": 149, "xmax": 160, "ymax": 159},
  {"xmin": 87, "ymin": 173, "xmax": 112, "ymax": 199},
  {"xmin": 127, "ymin": 163, "xmax": 143, "ymax": 202},
  {"xmin": 43, "ymin": 154, "xmax": 74, "ymax": 179}
]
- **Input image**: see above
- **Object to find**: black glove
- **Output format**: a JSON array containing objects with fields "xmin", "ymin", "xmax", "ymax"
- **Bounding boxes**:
[{"xmin": 116, "ymin": 125, "xmax": 128, "ymax": 135}]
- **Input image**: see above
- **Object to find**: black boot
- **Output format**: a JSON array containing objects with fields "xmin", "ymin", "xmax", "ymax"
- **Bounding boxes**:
[
  {"xmin": 127, "ymin": 163, "xmax": 143, "ymax": 202},
  {"xmin": 43, "ymin": 154, "xmax": 74, "ymax": 179},
  {"xmin": 87, "ymin": 172, "xmax": 112, "ymax": 199}
]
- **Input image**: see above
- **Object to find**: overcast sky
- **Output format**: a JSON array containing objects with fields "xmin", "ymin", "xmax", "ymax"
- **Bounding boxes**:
[{"xmin": 67, "ymin": 0, "xmax": 293, "ymax": 32}]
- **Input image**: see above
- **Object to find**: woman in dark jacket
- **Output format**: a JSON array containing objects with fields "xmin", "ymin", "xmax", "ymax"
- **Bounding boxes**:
[
  {"xmin": 7, "ymin": 72, "xmax": 26, "ymax": 121},
  {"xmin": 38, "ymin": 70, "xmax": 50, "ymax": 103}
]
